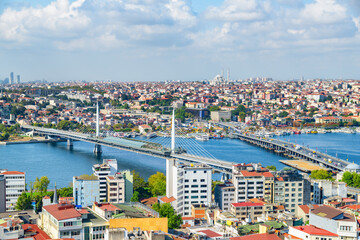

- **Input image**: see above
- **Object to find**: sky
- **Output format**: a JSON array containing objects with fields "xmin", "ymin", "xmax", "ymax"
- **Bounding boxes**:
[{"xmin": 1, "ymin": 0, "xmax": 360, "ymax": 82}]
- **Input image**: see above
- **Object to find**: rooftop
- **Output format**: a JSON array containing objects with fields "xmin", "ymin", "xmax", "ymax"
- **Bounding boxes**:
[
  {"xmin": 292, "ymin": 225, "xmax": 338, "ymax": 236},
  {"xmin": 74, "ymin": 174, "xmax": 98, "ymax": 180},
  {"xmin": 43, "ymin": 204, "xmax": 81, "ymax": 221}
]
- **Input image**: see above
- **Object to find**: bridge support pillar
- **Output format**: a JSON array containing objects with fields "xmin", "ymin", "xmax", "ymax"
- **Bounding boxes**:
[
  {"xmin": 93, "ymin": 144, "xmax": 102, "ymax": 155},
  {"xmin": 67, "ymin": 138, "xmax": 73, "ymax": 147}
]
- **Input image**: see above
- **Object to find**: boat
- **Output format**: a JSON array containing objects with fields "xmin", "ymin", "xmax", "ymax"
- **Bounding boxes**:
[
  {"xmin": 195, "ymin": 134, "xmax": 209, "ymax": 141},
  {"xmin": 293, "ymin": 130, "xmax": 301, "ymax": 134}
]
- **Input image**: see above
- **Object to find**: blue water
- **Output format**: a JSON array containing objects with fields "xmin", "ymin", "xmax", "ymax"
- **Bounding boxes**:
[{"xmin": 0, "ymin": 133, "xmax": 358, "ymax": 188}]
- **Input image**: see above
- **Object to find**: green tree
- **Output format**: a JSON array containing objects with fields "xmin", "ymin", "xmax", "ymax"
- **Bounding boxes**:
[
  {"xmin": 310, "ymin": 170, "xmax": 333, "ymax": 180},
  {"xmin": 58, "ymin": 187, "xmax": 73, "ymax": 197},
  {"xmin": 152, "ymin": 203, "xmax": 182, "ymax": 229},
  {"xmin": 34, "ymin": 176, "xmax": 50, "ymax": 194},
  {"xmin": 131, "ymin": 191, "xmax": 140, "ymax": 202},
  {"xmin": 132, "ymin": 170, "xmax": 148, "ymax": 190},
  {"xmin": 208, "ymin": 106, "xmax": 221, "ymax": 111},
  {"xmin": 15, "ymin": 192, "xmax": 32, "ymax": 210},
  {"xmin": 266, "ymin": 165, "xmax": 277, "ymax": 171},
  {"xmin": 148, "ymin": 172, "xmax": 166, "ymax": 196},
  {"xmin": 239, "ymin": 112, "xmax": 246, "ymax": 122},
  {"xmin": 57, "ymin": 120, "xmax": 71, "ymax": 130}
]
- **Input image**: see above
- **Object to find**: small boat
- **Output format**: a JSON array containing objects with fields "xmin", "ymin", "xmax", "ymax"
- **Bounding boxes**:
[{"xmin": 195, "ymin": 134, "xmax": 209, "ymax": 141}]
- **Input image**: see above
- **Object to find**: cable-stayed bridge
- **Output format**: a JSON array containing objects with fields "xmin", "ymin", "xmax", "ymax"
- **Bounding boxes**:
[{"xmin": 23, "ymin": 104, "xmax": 235, "ymax": 173}]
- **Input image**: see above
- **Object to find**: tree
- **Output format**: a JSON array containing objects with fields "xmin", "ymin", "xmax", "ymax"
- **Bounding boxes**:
[
  {"xmin": 132, "ymin": 170, "xmax": 148, "ymax": 190},
  {"xmin": 34, "ymin": 176, "xmax": 50, "ymax": 194},
  {"xmin": 131, "ymin": 191, "xmax": 140, "ymax": 202},
  {"xmin": 208, "ymin": 106, "xmax": 221, "ymax": 111},
  {"xmin": 310, "ymin": 170, "xmax": 333, "ymax": 180},
  {"xmin": 148, "ymin": 172, "xmax": 166, "ymax": 196},
  {"xmin": 239, "ymin": 112, "xmax": 246, "ymax": 122},
  {"xmin": 152, "ymin": 203, "xmax": 182, "ymax": 229},
  {"xmin": 15, "ymin": 192, "xmax": 32, "ymax": 210},
  {"xmin": 266, "ymin": 165, "xmax": 277, "ymax": 171},
  {"xmin": 57, "ymin": 120, "xmax": 71, "ymax": 130},
  {"xmin": 58, "ymin": 187, "xmax": 73, "ymax": 197}
]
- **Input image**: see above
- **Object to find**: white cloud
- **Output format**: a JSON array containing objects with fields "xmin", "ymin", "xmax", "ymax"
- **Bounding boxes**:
[
  {"xmin": 0, "ymin": 0, "xmax": 90, "ymax": 42},
  {"xmin": 299, "ymin": 0, "xmax": 347, "ymax": 24},
  {"xmin": 204, "ymin": 0, "xmax": 270, "ymax": 22}
]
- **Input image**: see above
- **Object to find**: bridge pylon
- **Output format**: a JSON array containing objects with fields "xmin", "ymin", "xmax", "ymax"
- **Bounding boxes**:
[
  {"xmin": 94, "ymin": 144, "xmax": 102, "ymax": 155},
  {"xmin": 171, "ymin": 109, "xmax": 175, "ymax": 154}
]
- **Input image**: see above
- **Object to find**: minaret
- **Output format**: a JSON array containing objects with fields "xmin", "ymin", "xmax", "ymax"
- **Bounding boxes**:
[{"xmin": 53, "ymin": 182, "xmax": 58, "ymax": 204}]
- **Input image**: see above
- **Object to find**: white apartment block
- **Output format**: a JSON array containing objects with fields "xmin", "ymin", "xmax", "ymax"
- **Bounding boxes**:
[
  {"xmin": 0, "ymin": 170, "xmax": 25, "ymax": 211},
  {"xmin": 93, "ymin": 159, "xmax": 117, "ymax": 202},
  {"xmin": 232, "ymin": 163, "xmax": 274, "ymax": 202},
  {"xmin": 106, "ymin": 172, "xmax": 125, "ymax": 204},
  {"xmin": 214, "ymin": 182, "xmax": 235, "ymax": 211},
  {"xmin": 166, "ymin": 159, "xmax": 212, "ymax": 216}
]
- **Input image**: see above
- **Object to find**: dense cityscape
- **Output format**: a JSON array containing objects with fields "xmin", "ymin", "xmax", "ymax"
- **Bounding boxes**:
[
  {"xmin": 1, "ymin": 0, "xmax": 360, "ymax": 239},
  {"xmin": 1, "ymin": 72, "xmax": 360, "ymax": 240}
]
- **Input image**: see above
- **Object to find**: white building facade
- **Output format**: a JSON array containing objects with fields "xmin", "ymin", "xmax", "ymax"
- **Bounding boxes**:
[
  {"xmin": 166, "ymin": 159, "xmax": 212, "ymax": 216},
  {"xmin": 0, "ymin": 170, "xmax": 26, "ymax": 211}
]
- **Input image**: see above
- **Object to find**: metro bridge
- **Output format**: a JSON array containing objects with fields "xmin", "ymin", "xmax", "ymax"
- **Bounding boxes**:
[
  {"xmin": 217, "ymin": 123, "xmax": 348, "ymax": 172},
  {"xmin": 23, "ymin": 104, "xmax": 234, "ymax": 174}
]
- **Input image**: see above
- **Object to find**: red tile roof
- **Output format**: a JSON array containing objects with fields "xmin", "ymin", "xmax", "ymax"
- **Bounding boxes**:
[
  {"xmin": 43, "ymin": 204, "xmax": 81, "ymax": 221},
  {"xmin": 231, "ymin": 202, "xmax": 264, "ymax": 207},
  {"xmin": 292, "ymin": 225, "xmax": 338, "ymax": 236},
  {"xmin": 1, "ymin": 171, "xmax": 25, "ymax": 175},
  {"xmin": 95, "ymin": 203, "xmax": 119, "ymax": 212},
  {"xmin": 230, "ymin": 233, "xmax": 281, "ymax": 240},
  {"xmin": 22, "ymin": 224, "xmax": 51, "ymax": 240},
  {"xmin": 298, "ymin": 204, "xmax": 319, "ymax": 214},
  {"xmin": 198, "ymin": 230, "xmax": 222, "ymax": 238},
  {"xmin": 160, "ymin": 196, "xmax": 176, "ymax": 203}
]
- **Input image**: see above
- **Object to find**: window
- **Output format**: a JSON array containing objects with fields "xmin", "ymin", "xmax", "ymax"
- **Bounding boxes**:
[
  {"xmin": 191, "ymin": 185, "xmax": 198, "ymax": 188},
  {"xmin": 191, "ymin": 190, "xmax": 198, "ymax": 193},
  {"xmin": 191, "ymin": 196, "xmax": 198, "ymax": 199},
  {"xmin": 291, "ymin": 183, "xmax": 295, "ymax": 186},
  {"xmin": 185, "ymin": 179, "xmax": 189, "ymax": 182},
  {"xmin": 200, "ymin": 196, "xmax": 207, "ymax": 198},
  {"xmin": 193, "ymin": 171, "xmax": 197, "ymax": 173},
  {"xmin": 201, "ymin": 179, "xmax": 205, "ymax": 182},
  {"xmin": 201, "ymin": 185, "xmax": 207, "ymax": 187},
  {"xmin": 193, "ymin": 179, "xmax": 197, "ymax": 182}
]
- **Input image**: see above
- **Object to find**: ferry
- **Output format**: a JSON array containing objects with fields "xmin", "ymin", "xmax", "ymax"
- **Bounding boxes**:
[{"xmin": 195, "ymin": 134, "xmax": 209, "ymax": 141}]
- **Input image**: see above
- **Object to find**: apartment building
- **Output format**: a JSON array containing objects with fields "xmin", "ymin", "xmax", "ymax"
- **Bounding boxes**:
[
  {"xmin": 106, "ymin": 173, "xmax": 126, "ymax": 204},
  {"xmin": 0, "ymin": 170, "xmax": 26, "ymax": 211},
  {"xmin": 40, "ymin": 204, "xmax": 83, "ymax": 240},
  {"xmin": 273, "ymin": 169, "xmax": 310, "ymax": 213},
  {"xmin": 93, "ymin": 159, "xmax": 118, "ymax": 202},
  {"xmin": 214, "ymin": 182, "xmax": 235, "ymax": 211},
  {"xmin": 311, "ymin": 179, "xmax": 347, "ymax": 204},
  {"xmin": 309, "ymin": 205, "xmax": 358, "ymax": 240},
  {"xmin": 73, "ymin": 174, "xmax": 100, "ymax": 207},
  {"xmin": 166, "ymin": 159, "xmax": 212, "ymax": 216},
  {"xmin": 0, "ymin": 175, "xmax": 5, "ymax": 212},
  {"xmin": 232, "ymin": 163, "xmax": 274, "ymax": 203}
]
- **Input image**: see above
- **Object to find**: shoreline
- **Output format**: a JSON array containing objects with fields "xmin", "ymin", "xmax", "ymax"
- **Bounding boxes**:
[{"xmin": 0, "ymin": 139, "xmax": 65, "ymax": 145}]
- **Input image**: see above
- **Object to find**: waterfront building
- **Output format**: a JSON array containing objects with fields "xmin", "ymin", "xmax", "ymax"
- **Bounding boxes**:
[
  {"xmin": 73, "ymin": 174, "xmax": 100, "ymax": 207},
  {"xmin": 40, "ymin": 204, "xmax": 82, "ymax": 239},
  {"xmin": 93, "ymin": 159, "xmax": 118, "ymax": 202},
  {"xmin": 0, "ymin": 170, "xmax": 26, "ymax": 212},
  {"xmin": 214, "ymin": 181, "xmax": 235, "ymax": 211},
  {"xmin": 166, "ymin": 159, "xmax": 212, "ymax": 216},
  {"xmin": 309, "ymin": 205, "xmax": 358, "ymax": 240}
]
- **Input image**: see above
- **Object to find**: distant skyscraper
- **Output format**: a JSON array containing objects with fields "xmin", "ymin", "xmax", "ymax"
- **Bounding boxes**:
[
  {"xmin": 17, "ymin": 75, "xmax": 20, "ymax": 84},
  {"xmin": 3, "ymin": 78, "xmax": 9, "ymax": 84},
  {"xmin": 10, "ymin": 72, "xmax": 14, "ymax": 84}
]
